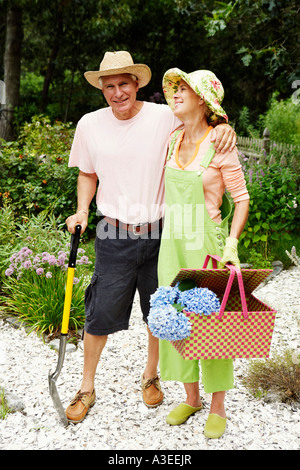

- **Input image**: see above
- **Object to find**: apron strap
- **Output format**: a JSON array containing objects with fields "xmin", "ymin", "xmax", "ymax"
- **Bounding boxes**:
[
  {"xmin": 166, "ymin": 129, "xmax": 183, "ymax": 161},
  {"xmin": 199, "ymin": 142, "xmax": 216, "ymax": 169}
]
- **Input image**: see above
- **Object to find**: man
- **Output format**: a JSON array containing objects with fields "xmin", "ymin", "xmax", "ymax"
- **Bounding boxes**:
[{"xmin": 65, "ymin": 51, "xmax": 236, "ymax": 424}]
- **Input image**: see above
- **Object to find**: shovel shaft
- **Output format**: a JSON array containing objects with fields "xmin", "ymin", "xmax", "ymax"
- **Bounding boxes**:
[
  {"xmin": 61, "ymin": 224, "xmax": 81, "ymax": 334},
  {"xmin": 48, "ymin": 224, "xmax": 82, "ymax": 426},
  {"xmin": 61, "ymin": 267, "xmax": 75, "ymax": 334}
]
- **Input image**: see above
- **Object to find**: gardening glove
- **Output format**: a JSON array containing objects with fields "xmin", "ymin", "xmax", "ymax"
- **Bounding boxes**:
[{"xmin": 219, "ymin": 237, "xmax": 241, "ymax": 270}]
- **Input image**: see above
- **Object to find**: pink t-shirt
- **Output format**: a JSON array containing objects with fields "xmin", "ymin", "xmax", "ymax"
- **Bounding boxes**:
[
  {"xmin": 167, "ymin": 128, "xmax": 249, "ymax": 224},
  {"xmin": 68, "ymin": 102, "xmax": 179, "ymax": 224}
]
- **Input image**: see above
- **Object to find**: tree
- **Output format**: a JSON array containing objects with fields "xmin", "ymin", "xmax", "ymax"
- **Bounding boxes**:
[{"xmin": 0, "ymin": 2, "xmax": 22, "ymax": 141}]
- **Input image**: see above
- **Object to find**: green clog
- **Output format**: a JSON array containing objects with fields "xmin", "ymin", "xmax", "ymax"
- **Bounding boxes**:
[
  {"xmin": 204, "ymin": 413, "xmax": 227, "ymax": 439},
  {"xmin": 166, "ymin": 403, "xmax": 202, "ymax": 425}
]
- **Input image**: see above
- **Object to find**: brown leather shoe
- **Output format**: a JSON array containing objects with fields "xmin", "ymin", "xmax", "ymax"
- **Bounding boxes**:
[
  {"xmin": 65, "ymin": 389, "xmax": 96, "ymax": 424},
  {"xmin": 141, "ymin": 374, "xmax": 164, "ymax": 408}
]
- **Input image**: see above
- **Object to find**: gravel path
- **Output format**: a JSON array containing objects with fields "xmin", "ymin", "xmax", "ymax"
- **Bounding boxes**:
[{"xmin": 0, "ymin": 267, "xmax": 299, "ymax": 452}]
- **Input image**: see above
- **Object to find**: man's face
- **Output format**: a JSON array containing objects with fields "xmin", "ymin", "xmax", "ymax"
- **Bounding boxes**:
[{"xmin": 101, "ymin": 74, "xmax": 139, "ymax": 120}]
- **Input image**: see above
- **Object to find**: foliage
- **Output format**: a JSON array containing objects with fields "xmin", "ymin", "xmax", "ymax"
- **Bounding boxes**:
[
  {"xmin": 0, "ymin": 389, "xmax": 11, "ymax": 420},
  {"xmin": 260, "ymin": 93, "xmax": 300, "ymax": 145},
  {"xmin": 239, "ymin": 159, "xmax": 300, "ymax": 259},
  {"xmin": 0, "ymin": 214, "xmax": 93, "ymax": 335},
  {"xmin": 0, "ymin": 116, "xmax": 97, "ymax": 237},
  {"xmin": 243, "ymin": 350, "xmax": 300, "ymax": 404}
]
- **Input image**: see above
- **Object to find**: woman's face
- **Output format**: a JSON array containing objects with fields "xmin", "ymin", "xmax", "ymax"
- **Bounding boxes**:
[{"xmin": 173, "ymin": 80, "xmax": 203, "ymax": 119}]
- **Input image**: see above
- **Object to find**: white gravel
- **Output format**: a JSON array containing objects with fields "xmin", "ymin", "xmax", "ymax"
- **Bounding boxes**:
[{"xmin": 0, "ymin": 266, "xmax": 299, "ymax": 452}]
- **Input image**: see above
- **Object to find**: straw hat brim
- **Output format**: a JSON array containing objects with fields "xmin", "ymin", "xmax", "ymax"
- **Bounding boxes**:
[{"xmin": 84, "ymin": 64, "xmax": 151, "ymax": 90}]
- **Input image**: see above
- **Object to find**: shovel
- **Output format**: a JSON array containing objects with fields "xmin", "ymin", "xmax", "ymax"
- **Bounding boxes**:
[{"xmin": 48, "ymin": 224, "xmax": 82, "ymax": 426}]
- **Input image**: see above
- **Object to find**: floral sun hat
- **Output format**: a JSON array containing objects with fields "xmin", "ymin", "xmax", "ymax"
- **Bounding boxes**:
[{"xmin": 163, "ymin": 68, "xmax": 228, "ymax": 123}]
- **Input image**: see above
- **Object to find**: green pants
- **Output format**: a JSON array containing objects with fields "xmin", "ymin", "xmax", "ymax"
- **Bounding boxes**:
[{"xmin": 159, "ymin": 340, "xmax": 234, "ymax": 392}]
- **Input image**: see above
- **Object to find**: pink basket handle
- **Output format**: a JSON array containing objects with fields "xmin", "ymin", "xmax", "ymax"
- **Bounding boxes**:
[{"xmin": 202, "ymin": 254, "xmax": 248, "ymax": 320}]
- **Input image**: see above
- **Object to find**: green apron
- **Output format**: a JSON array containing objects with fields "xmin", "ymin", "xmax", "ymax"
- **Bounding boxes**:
[{"xmin": 158, "ymin": 134, "xmax": 234, "ymax": 392}]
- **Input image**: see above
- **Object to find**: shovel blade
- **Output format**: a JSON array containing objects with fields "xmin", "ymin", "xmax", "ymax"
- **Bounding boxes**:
[
  {"xmin": 48, "ymin": 334, "xmax": 69, "ymax": 427},
  {"xmin": 48, "ymin": 372, "xmax": 69, "ymax": 427}
]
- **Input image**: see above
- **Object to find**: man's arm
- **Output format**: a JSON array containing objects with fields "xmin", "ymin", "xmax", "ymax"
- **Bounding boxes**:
[
  {"xmin": 211, "ymin": 123, "xmax": 236, "ymax": 153},
  {"xmin": 66, "ymin": 170, "xmax": 98, "ymax": 234}
]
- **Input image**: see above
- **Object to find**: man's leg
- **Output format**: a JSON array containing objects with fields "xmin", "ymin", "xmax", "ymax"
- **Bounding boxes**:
[
  {"xmin": 80, "ymin": 332, "xmax": 108, "ymax": 393},
  {"xmin": 141, "ymin": 326, "xmax": 163, "ymax": 407},
  {"xmin": 143, "ymin": 326, "xmax": 159, "ymax": 379},
  {"xmin": 65, "ymin": 332, "xmax": 107, "ymax": 423}
]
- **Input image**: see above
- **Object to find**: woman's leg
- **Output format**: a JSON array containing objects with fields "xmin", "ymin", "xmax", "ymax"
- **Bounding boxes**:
[{"xmin": 183, "ymin": 382, "xmax": 202, "ymax": 408}]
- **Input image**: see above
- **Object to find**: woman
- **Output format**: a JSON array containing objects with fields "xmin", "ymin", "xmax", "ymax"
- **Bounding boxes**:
[{"xmin": 158, "ymin": 69, "xmax": 249, "ymax": 438}]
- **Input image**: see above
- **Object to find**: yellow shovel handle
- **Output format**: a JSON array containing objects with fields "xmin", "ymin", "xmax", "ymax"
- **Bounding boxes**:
[
  {"xmin": 61, "ymin": 224, "xmax": 81, "ymax": 335},
  {"xmin": 61, "ymin": 267, "xmax": 75, "ymax": 334}
]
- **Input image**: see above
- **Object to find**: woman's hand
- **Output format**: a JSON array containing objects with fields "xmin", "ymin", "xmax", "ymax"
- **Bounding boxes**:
[{"xmin": 219, "ymin": 237, "xmax": 241, "ymax": 270}]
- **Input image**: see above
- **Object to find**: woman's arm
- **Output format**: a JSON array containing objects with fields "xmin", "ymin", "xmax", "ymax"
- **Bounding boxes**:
[
  {"xmin": 229, "ymin": 199, "xmax": 250, "ymax": 239},
  {"xmin": 219, "ymin": 199, "xmax": 249, "ymax": 270}
]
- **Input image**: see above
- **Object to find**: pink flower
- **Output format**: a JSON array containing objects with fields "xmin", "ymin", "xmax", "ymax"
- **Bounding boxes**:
[
  {"xmin": 211, "ymin": 79, "xmax": 221, "ymax": 89},
  {"xmin": 5, "ymin": 267, "xmax": 14, "ymax": 276}
]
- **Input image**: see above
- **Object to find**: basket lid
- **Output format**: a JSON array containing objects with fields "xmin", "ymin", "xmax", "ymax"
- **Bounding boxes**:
[{"xmin": 170, "ymin": 268, "xmax": 272, "ymax": 296}]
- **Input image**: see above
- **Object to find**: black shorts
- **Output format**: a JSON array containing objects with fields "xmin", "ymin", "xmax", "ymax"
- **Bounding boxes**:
[{"xmin": 84, "ymin": 219, "xmax": 162, "ymax": 336}]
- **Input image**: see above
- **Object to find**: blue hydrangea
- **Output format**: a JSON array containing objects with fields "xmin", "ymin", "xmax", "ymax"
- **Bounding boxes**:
[
  {"xmin": 177, "ymin": 287, "xmax": 221, "ymax": 316},
  {"xmin": 148, "ymin": 304, "xmax": 192, "ymax": 341},
  {"xmin": 150, "ymin": 285, "xmax": 180, "ymax": 308}
]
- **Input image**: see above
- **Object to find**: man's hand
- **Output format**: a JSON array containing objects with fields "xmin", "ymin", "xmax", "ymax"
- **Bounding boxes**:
[
  {"xmin": 211, "ymin": 123, "xmax": 236, "ymax": 153},
  {"xmin": 66, "ymin": 211, "xmax": 88, "ymax": 235}
]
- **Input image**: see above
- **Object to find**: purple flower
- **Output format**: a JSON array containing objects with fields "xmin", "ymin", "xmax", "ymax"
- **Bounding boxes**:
[
  {"xmin": 5, "ymin": 267, "xmax": 14, "ymax": 276},
  {"xmin": 47, "ymin": 255, "xmax": 57, "ymax": 266},
  {"xmin": 23, "ymin": 260, "xmax": 32, "ymax": 269},
  {"xmin": 46, "ymin": 272, "xmax": 52, "ymax": 279},
  {"xmin": 248, "ymin": 169, "xmax": 253, "ymax": 184},
  {"xmin": 73, "ymin": 277, "xmax": 79, "ymax": 284},
  {"xmin": 57, "ymin": 254, "xmax": 66, "ymax": 266},
  {"xmin": 36, "ymin": 268, "xmax": 44, "ymax": 275}
]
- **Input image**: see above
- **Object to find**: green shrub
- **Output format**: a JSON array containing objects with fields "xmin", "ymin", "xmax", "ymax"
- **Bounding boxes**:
[
  {"xmin": 0, "ymin": 211, "xmax": 94, "ymax": 335},
  {"xmin": 243, "ymin": 350, "xmax": 300, "ymax": 404},
  {"xmin": 0, "ymin": 115, "xmax": 98, "ymax": 237},
  {"xmin": 239, "ymin": 161, "xmax": 300, "ymax": 259},
  {"xmin": 261, "ymin": 93, "xmax": 300, "ymax": 145}
]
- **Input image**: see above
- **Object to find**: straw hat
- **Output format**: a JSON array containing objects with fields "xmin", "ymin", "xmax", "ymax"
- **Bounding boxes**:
[
  {"xmin": 163, "ymin": 68, "xmax": 228, "ymax": 123},
  {"xmin": 84, "ymin": 51, "xmax": 152, "ymax": 90}
]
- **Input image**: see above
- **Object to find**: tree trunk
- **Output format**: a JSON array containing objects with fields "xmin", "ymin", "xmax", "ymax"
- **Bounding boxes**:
[
  {"xmin": 0, "ymin": 6, "xmax": 22, "ymax": 142},
  {"xmin": 40, "ymin": 8, "xmax": 63, "ymax": 113}
]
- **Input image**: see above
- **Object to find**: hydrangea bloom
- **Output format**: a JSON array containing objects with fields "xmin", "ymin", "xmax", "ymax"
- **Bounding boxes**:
[
  {"xmin": 148, "ymin": 283, "xmax": 221, "ymax": 341},
  {"xmin": 148, "ymin": 304, "xmax": 192, "ymax": 341},
  {"xmin": 150, "ymin": 285, "xmax": 180, "ymax": 308},
  {"xmin": 178, "ymin": 287, "xmax": 221, "ymax": 316}
]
